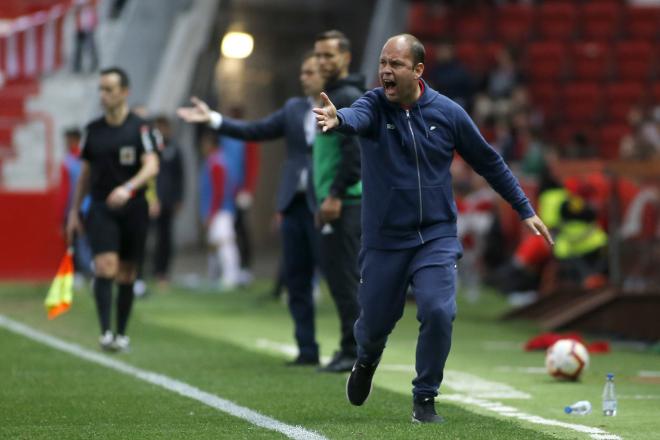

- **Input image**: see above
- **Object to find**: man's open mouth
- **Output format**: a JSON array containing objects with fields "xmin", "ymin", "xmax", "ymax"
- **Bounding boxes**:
[{"xmin": 382, "ymin": 79, "xmax": 396, "ymax": 93}]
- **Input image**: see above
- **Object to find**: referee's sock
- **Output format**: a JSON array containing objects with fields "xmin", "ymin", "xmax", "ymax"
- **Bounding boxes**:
[
  {"xmin": 94, "ymin": 277, "xmax": 113, "ymax": 334},
  {"xmin": 116, "ymin": 283, "xmax": 135, "ymax": 336}
]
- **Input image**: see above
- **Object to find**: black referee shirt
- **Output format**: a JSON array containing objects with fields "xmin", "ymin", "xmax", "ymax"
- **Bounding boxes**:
[{"xmin": 81, "ymin": 112, "xmax": 158, "ymax": 201}]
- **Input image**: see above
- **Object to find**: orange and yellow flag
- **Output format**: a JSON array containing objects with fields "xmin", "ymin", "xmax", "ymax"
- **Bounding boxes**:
[{"xmin": 44, "ymin": 248, "xmax": 74, "ymax": 319}]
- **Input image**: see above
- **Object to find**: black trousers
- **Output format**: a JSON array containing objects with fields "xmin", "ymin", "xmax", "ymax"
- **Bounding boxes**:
[
  {"xmin": 281, "ymin": 195, "xmax": 319, "ymax": 359},
  {"xmin": 153, "ymin": 205, "xmax": 175, "ymax": 278},
  {"xmin": 319, "ymin": 202, "xmax": 361, "ymax": 358},
  {"xmin": 235, "ymin": 206, "xmax": 252, "ymax": 271}
]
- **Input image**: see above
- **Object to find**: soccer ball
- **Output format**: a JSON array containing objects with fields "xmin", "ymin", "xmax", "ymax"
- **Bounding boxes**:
[{"xmin": 545, "ymin": 339, "xmax": 589, "ymax": 381}]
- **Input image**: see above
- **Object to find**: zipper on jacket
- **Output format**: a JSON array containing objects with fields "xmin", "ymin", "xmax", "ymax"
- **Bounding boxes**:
[{"xmin": 405, "ymin": 109, "xmax": 424, "ymax": 244}]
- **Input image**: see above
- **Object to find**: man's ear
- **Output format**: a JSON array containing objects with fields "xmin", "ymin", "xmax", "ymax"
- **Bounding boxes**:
[{"xmin": 414, "ymin": 62, "xmax": 424, "ymax": 80}]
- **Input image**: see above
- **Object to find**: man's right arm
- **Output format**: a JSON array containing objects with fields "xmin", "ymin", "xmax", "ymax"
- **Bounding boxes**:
[
  {"xmin": 66, "ymin": 160, "xmax": 90, "ymax": 243},
  {"xmin": 211, "ymin": 107, "xmax": 287, "ymax": 141},
  {"xmin": 315, "ymin": 92, "xmax": 377, "ymax": 136}
]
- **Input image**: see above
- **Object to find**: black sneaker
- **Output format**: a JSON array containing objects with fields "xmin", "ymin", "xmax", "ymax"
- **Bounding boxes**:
[
  {"xmin": 318, "ymin": 351, "xmax": 356, "ymax": 373},
  {"xmin": 285, "ymin": 355, "xmax": 319, "ymax": 367},
  {"xmin": 346, "ymin": 359, "xmax": 379, "ymax": 406},
  {"xmin": 412, "ymin": 397, "xmax": 445, "ymax": 424}
]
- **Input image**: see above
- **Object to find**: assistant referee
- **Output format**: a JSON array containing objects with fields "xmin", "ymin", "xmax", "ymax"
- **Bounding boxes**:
[{"xmin": 66, "ymin": 67, "xmax": 159, "ymax": 352}]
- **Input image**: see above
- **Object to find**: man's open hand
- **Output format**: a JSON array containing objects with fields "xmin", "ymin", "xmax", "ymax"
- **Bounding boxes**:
[
  {"xmin": 177, "ymin": 97, "xmax": 212, "ymax": 124},
  {"xmin": 313, "ymin": 92, "xmax": 339, "ymax": 132},
  {"xmin": 523, "ymin": 215, "xmax": 554, "ymax": 246}
]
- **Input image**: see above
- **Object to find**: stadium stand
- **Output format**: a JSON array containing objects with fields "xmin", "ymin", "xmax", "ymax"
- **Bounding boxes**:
[
  {"xmin": 409, "ymin": 0, "xmax": 660, "ymax": 339},
  {"xmin": 0, "ymin": 1, "xmax": 69, "ymax": 279},
  {"xmin": 411, "ymin": 0, "xmax": 658, "ymax": 158}
]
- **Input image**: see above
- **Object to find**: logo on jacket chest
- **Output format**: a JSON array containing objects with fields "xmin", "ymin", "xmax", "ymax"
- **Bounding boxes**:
[{"xmin": 119, "ymin": 145, "xmax": 137, "ymax": 165}]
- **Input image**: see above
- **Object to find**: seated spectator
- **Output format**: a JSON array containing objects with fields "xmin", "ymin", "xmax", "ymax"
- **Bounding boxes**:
[
  {"xmin": 487, "ymin": 46, "xmax": 523, "ymax": 100},
  {"xmin": 620, "ymin": 106, "xmax": 660, "ymax": 160},
  {"xmin": 486, "ymin": 166, "xmax": 564, "ymax": 297},
  {"xmin": 553, "ymin": 195, "xmax": 608, "ymax": 289},
  {"xmin": 426, "ymin": 39, "xmax": 475, "ymax": 110},
  {"xmin": 564, "ymin": 132, "xmax": 597, "ymax": 159}
]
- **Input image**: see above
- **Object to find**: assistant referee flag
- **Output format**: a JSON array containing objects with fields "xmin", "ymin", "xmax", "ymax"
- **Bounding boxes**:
[{"xmin": 44, "ymin": 248, "xmax": 74, "ymax": 319}]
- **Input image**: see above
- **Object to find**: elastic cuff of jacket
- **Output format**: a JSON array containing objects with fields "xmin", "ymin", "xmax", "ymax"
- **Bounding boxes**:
[
  {"xmin": 336, "ymin": 113, "xmax": 344, "ymax": 127},
  {"xmin": 518, "ymin": 205, "xmax": 536, "ymax": 220},
  {"xmin": 209, "ymin": 111, "xmax": 223, "ymax": 130}
]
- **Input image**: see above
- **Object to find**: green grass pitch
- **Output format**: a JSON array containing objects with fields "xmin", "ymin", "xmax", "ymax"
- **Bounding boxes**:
[{"xmin": 1, "ymin": 281, "xmax": 658, "ymax": 439}]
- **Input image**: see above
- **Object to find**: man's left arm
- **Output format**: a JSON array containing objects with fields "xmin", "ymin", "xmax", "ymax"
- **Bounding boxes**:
[
  {"xmin": 453, "ymin": 106, "xmax": 553, "ymax": 245},
  {"xmin": 106, "ymin": 125, "xmax": 160, "ymax": 208}
]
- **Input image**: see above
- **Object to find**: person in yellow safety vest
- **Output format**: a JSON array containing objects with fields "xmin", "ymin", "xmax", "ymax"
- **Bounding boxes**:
[
  {"xmin": 554, "ymin": 195, "xmax": 608, "ymax": 288},
  {"xmin": 486, "ymin": 167, "xmax": 564, "ymax": 295}
]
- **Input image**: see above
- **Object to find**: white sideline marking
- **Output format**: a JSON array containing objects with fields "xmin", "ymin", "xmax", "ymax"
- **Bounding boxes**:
[
  {"xmin": 257, "ymin": 338, "xmax": 622, "ymax": 440},
  {"xmin": 442, "ymin": 395, "xmax": 622, "ymax": 440},
  {"xmin": 638, "ymin": 370, "xmax": 660, "ymax": 378},
  {"xmin": 378, "ymin": 364, "xmax": 531, "ymax": 399},
  {"xmin": 257, "ymin": 339, "xmax": 529, "ymax": 399},
  {"xmin": 0, "ymin": 316, "xmax": 327, "ymax": 440}
]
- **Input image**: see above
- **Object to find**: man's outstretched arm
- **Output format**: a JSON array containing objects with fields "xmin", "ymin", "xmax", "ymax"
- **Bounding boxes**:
[
  {"xmin": 178, "ymin": 97, "xmax": 285, "ymax": 141},
  {"xmin": 313, "ymin": 92, "xmax": 375, "ymax": 136}
]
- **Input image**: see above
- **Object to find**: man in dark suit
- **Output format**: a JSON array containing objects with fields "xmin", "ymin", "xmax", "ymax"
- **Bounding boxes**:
[{"xmin": 178, "ymin": 52, "xmax": 324, "ymax": 365}]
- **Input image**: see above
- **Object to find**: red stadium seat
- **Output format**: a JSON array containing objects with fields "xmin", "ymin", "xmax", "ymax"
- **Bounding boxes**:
[
  {"xmin": 408, "ymin": 2, "xmax": 429, "ymax": 36},
  {"xmin": 571, "ymin": 42, "xmax": 611, "ymax": 81},
  {"xmin": 408, "ymin": 3, "xmax": 451, "ymax": 39},
  {"xmin": 530, "ymin": 83, "xmax": 559, "ymax": 119},
  {"xmin": 483, "ymin": 42, "xmax": 504, "ymax": 70},
  {"xmin": 455, "ymin": 42, "xmax": 484, "ymax": 73},
  {"xmin": 427, "ymin": 14, "xmax": 452, "ymax": 39},
  {"xmin": 653, "ymin": 83, "xmax": 660, "ymax": 104},
  {"xmin": 614, "ymin": 41, "xmax": 654, "ymax": 81},
  {"xmin": 0, "ymin": 127, "xmax": 12, "ymax": 145},
  {"xmin": 604, "ymin": 83, "xmax": 645, "ymax": 122},
  {"xmin": 495, "ymin": 4, "xmax": 534, "ymax": 45},
  {"xmin": 526, "ymin": 42, "xmax": 567, "ymax": 82},
  {"xmin": 561, "ymin": 83, "xmax": 603, "ymax": 123},
  {"xmin": 600, "ymin": 124, "xmax": 630, "ymax": 159},
  {"xmin": 625, "ymin": 6, "xmax": 660, "ymax": 40},
  {"xmin": 454, "ymin": 9, "xmax": 491, "ymax": 41},
  {"xmin": 538, "ymin": 3, "xmax": 578, "ymax": 40},
  {"xmin": 581, "ymin": 2, "xmax": 622, "ymax": 41}
]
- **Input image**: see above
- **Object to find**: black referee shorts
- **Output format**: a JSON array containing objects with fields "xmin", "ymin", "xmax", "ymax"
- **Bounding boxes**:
[{"xmin": 85, "ymin": 197, "xmax": 149, "ymax": 263}]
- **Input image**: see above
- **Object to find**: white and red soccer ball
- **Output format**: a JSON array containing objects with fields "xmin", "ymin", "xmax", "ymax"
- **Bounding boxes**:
[{"xmin": 545, "ymin": 339, "xmax": 590, "ymax": 381}]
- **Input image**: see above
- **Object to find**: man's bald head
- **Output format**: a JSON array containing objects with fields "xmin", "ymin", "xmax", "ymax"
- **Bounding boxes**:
[
  {"xmin": 384, "ymin": 34, "xmax": 425, "ymax": 66},
  {"xmin": 379, "ymin": 34, "xmax": 425, "ymax": 104}
]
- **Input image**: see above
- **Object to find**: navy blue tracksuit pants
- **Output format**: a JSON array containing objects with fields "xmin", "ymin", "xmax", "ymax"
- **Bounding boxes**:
[
  {"xmin": 354, "ymin": 236, "xmax": 462, "ymax": 399},
  {"xmin": 281, "ymin": 195, "xmax": 319, "ymax": 360}
]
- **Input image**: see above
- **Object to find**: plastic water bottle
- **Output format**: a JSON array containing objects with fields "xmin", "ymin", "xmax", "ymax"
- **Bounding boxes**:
[
  {"xmin": 564, "ymin": 400, "xmax": 592, "ymax": 415},
  {"xmin": 602, "ymin": 373, "xmax": 617, "ymax": 416}
]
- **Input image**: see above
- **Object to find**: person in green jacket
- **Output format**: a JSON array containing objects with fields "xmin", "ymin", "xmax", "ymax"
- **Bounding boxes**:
[{"xmin": 313, "ymin": 30, "xmax": 364, "ymax": 373}]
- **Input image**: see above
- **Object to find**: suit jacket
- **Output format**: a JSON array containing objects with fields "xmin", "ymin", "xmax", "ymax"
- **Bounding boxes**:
[{"xmin": 217, "ymin": 97, "xmax": 316, "ymax": 213}]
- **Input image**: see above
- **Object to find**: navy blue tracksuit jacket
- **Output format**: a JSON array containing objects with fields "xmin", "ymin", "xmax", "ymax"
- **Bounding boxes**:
[{"xmin": 337, "ymin": 80, "xmax": 534, "ymax": 250}]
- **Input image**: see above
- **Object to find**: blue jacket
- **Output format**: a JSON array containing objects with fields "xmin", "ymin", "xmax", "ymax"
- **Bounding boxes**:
[
  {"xmin": 216, "ymin": 97, "xmax": 316, "ymax": 214},
  {"xmin": 337, "ymin": 80, "xmax": 534, "ymax": 250}
]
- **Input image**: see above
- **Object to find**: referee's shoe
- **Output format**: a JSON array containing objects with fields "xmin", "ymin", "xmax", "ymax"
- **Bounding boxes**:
[{"xmin": 345, "ymin": 358, "xmax": 379, "ymax": 406}]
